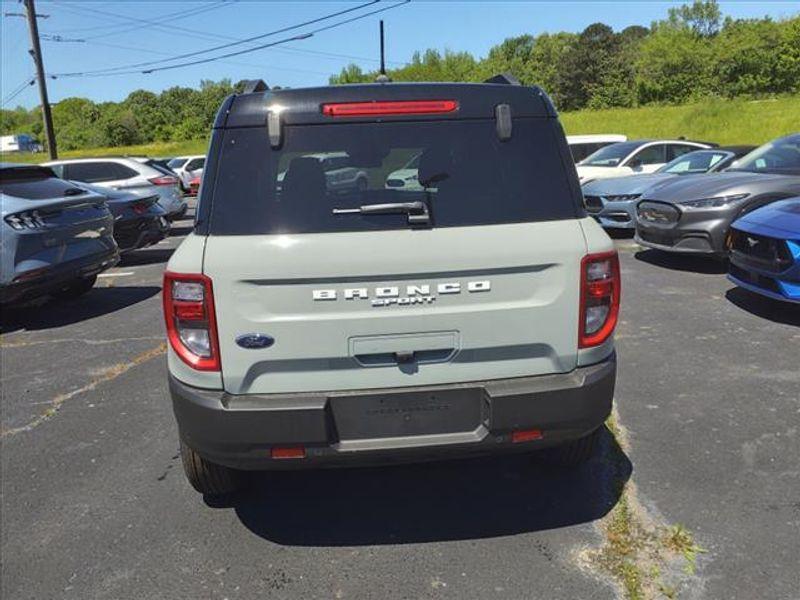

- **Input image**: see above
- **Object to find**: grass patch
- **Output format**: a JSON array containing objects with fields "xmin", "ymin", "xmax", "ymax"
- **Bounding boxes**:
[
  {"xmin": 584, "ymin": 412, "xmax": 708, "ymax": 599},
  {"xmin": 561, "ymin": 95, "xmax": 800, "ymax": 146},
  {"xmin": 1, "ymin": 138, "xmax": 209, "ymax": 164}
]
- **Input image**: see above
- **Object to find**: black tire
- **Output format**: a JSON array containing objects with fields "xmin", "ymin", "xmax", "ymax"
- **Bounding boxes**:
[
  {"xmin": 53, "ymin": 275, "xmax": 96, "ymax": 300},
  {"xmin": 180, "ymin": 440, "xmax": 242, "ymax": 496},
  {"xmin": 550, "ymin": 427, "xmax": 601, "ymax": 467}
]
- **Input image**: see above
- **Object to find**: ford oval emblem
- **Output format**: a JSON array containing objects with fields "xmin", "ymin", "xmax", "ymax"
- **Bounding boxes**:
[{"xmin": 235, "ymin": 334, "xmax": 275, "ymax": 349}]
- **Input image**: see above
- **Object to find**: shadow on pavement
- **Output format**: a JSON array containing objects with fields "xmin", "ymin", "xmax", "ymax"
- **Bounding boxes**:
[
  {"xmin": 209, "ymin": 426, "xmax": 631, "ymax": 547},
  {"xmin": 634, "ymin": 249, "xmax": 727, "ymax": 274},
  {"xmin": 725, "ymin": 287, "xmax": 800, "ymax": 326},
  {"xmin": 0, "ymin": 286, "xmax": 161, "ymax": 334},
  {"xmin": 120, "ymin": 248, "xmax": 175, "ymax": 267}
]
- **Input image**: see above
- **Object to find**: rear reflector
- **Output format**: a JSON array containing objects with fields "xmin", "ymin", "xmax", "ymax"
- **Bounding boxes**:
[
  {"xmin": 512, "ymin": 429, "xmax": 543, "ymax": 443},
  {"xmin": 271, "ymin": 446, "xmax": 306, "ymax": 459},
  {"xmin": 322, "ymin": 100, "xmax": 458, "ymax": 117}
]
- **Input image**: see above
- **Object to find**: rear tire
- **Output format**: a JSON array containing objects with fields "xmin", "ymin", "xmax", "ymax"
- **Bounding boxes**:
[
  {"xmin": 550, "ymin": 427, "xmax": 601, "ymax": 467},
  {"xmin": 180, "ymin": 440, "xmax": 242, "ymax": 496},
  {"xmin": 53, "ymin": 275, "xmax": 96, "ymax": 300}
]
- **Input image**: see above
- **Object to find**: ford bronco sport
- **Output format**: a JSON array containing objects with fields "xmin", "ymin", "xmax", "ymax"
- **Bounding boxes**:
[{"xmin": 164, "ymin": 78, "xmax": 620, "ymax": 496}]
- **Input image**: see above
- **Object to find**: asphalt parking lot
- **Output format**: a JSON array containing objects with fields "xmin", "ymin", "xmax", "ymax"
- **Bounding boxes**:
[{"xmin": 1, "ymin": 209, "xmax": 798, "ymax": 600}]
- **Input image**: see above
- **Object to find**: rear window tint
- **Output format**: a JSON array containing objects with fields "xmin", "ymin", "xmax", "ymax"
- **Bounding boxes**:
[
  {"xmin": 0, "ymin": 167, "xmax": 89, "ymax": 200},
  {"xmin": 208, "ymin": 118, "xmax": 578, "ymax": 235}
]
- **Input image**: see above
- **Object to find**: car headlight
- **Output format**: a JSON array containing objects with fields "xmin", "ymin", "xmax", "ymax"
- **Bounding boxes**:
[{"xmin": 677, "ymin": 193, "xmax": 749, "ymax": 209}]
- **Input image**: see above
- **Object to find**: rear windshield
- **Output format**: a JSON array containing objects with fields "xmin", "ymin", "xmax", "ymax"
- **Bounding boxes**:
[
  {"xmin": 207, "ymin": 118, "xmax": 578, "ymax": 235},
  {"xmin": 0, "ymin": 166, "xmax": 88, "ymax": 200}
]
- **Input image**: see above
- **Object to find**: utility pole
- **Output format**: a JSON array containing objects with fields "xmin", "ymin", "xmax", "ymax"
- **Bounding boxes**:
[{"xmin": 24, "ymin": 0, "xmax": 57, "ymax": 158}]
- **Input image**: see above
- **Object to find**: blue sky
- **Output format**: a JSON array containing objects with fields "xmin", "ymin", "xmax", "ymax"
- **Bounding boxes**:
[{"xmin": 2, "ymin": 0, "xmax": 798, "ymax": 109}]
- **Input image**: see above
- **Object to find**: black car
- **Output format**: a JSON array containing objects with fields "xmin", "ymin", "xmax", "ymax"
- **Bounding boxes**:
[{"xmin": 71, "ymin": 181, "xmax": 169, "ymax": 253}]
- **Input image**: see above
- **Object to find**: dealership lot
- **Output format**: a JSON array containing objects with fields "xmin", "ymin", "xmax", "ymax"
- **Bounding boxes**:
[{"xmin": 1, "ymin": 209, "xmax": 798, "ymax": 600}]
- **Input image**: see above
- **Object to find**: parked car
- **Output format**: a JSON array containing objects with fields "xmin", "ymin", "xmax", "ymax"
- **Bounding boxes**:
[
  {"xmin": 576, "ymin": 139, "xmax": 713, "ymax": 184},
  {"xmin": 70, "ymin": 181, "xmax": 169, "ymax": 253},
  {"xmin": 276, "ymin": 152, "xmax": 369, "ymax": 195},
  {"xmin": 167, "ymin": 155, "xmax": 205, "ymax": 192},
  {"xmin": 567, "ymin": 134, "xmax": 627, "ymax": 163},
  {"xmin": 0, "ymin": 163, "xmax": 118, "ymax": 304},
  {"xmin": 583, "ymin": 146, "xmax": 755, "ymax": 229},
  {"xmin": 44, "ymin": 157, "xmax": 187, "ymax": 221},
  {"xmin": 165, "ymin": 78, "xmax": 619, "ymax": 496},
  {"xmin": 635, "ymin": 133, "xmax": 800, "ymax": 256},
  {"xmin": 727, "ymin": 197, "xmax": 800, "ymax": 303},
  {"xmin": 385, "ymin": 152, "xmax": 423, "ymax": 191}
]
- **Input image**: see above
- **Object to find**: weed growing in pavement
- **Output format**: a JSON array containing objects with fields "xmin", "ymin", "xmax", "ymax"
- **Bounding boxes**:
[{"xmin": 583, "ymin": 410, "xmax": 707, "ymax": 599}]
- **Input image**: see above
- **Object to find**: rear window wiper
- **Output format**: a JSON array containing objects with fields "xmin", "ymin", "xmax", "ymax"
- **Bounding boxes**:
[{"xmin": 333, "ymin": 201, "xmax": 431, "ymax": 225}]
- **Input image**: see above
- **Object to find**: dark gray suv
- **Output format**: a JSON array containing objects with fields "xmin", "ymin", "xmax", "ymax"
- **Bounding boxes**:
[{"xmin": 635, "ymin": 133, "xmax": 800, "ymax": 256}]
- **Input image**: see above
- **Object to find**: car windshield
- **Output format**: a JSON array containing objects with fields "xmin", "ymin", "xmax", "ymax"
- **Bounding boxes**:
[
  {"xmin": 658, "ymin": 150, "xmax": 728, "ymax": 174},
  {"xmin": 726, "ymin": 136, "xmax": 800, "ymax": 175},
  {"xmin": 167, "ymin": 158, "xmax": 188, "ymax": 169},
  {"xmin": 579, "ymin": 141, "xmax": 646, "ymax": 167},
  {"xmin": 208, "ymin": 118, "xmax": 579, "ymax": 235}
]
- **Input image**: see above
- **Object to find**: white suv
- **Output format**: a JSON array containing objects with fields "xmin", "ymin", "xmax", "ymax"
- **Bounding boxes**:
[
  {"xmin": 576, "ymin": 139, "xmax": 712, "ymax": 185},
  {"xmin": 44, "ymin": 157, "xmax": 187, "ymax": 220},
  {"xmin": 165, "ymin": 80, "xmax": 620, "ymax": 496}
]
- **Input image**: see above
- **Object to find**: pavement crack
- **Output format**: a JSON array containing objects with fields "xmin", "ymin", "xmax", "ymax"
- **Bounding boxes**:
[
  {"xmin": 0, "ymin": 335, "xmax": 163, "ymax": 349},
  {"xmin": 1, "ymin": 343, "xmax": 167, "ymax": 438}
]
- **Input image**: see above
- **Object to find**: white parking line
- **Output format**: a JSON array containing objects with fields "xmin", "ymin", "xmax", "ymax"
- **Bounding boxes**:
[{"xmin": 98, "ymin": 272, "xmax": 134, "ymax": 278}]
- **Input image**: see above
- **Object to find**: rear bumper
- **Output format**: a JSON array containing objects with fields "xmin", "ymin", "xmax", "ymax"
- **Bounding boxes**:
[
  {"xmin": 116, "ymin": 216, "xmax": 169, "ymax": 252},
  {"xmin": 171, "ymin": 353, "xmax": 616, "ymax": 470},
  {"xmin": 0, "ymin": 247, "xmax": 118, "ymax": 304}
]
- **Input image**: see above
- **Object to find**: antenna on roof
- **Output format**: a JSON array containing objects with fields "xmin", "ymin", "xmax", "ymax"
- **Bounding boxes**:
[{"xmin": 375, "ymin": 20, "xmax": 391, "ymax": 83}]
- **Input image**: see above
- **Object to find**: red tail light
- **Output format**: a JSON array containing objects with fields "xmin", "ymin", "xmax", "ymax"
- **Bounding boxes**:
[
  {"xmin": 321, "ymin": 100, "xmax": 458, "ymax": 117},
  {"xmin": 149, "ymin": 175, "xmax": 178, "ymax": 186},
  {"xmin": 132, "ymin": 201, "xmax": 149, "ymax": 215},
  {"xmin": 579, "ymin": 251, "xmax": 621, "ymax": 348},
  {"xmin": 163, "ymin": 272, "xmax": 220, "ymax": 371}
]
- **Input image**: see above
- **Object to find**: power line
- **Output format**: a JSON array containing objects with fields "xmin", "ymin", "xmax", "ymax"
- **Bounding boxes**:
[
  {"xmin": 51, "ymin": 1, "xmax": 410, "ymax": 78},
  {"xmin": 1, "ymin": 77, "xmax": 35, "ymax": 107},
  {"xmin": 41, "ymin": 1, "xmax": 231, "ymax": 36},
  {"xmin": 50, "ymin": 0, "xmax": 380, "ymax": 77},
  {"xmin": 45, "ymin": 38, "xmax": 331, "ymax": 77},
  {"xmin": 50, "ymin": 0, "xmax": 240, "ymax": 43}
]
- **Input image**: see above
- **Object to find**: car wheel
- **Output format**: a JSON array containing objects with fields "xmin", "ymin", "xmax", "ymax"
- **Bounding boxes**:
[
  {"xmin": 549, "ymin": 427, "xmax": 601, "ymax": 467},
  {"xmin": 180, "ymin": 439, "xmax": 243, "ymax": 496},
  {"xmin": 53, "ymin": 275, "xmax": 97, "ymax": 300}
]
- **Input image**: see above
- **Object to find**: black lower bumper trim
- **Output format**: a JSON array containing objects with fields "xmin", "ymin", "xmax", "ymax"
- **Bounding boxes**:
[
  {"xmin": 0, "ymin": 249, "xmax": 119, "ymax": 304},
  {"xmin": 171, "ymin": 354, "xmax": 616, "ymax": 470}
]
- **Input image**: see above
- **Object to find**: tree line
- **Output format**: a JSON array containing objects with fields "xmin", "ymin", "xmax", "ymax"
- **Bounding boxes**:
[
  {"xmin": 332, "ymin": 1, "xmax": 799, "ymax": 111},
  {"xmin": 1, "ymin": 1, "xmax": 798, "ymax": 152}
]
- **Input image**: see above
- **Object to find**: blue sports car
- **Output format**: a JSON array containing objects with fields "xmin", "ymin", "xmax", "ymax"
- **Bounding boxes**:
[{"xmin": 727, "ymin": 197, "xmax": 800, "ymax": 304}]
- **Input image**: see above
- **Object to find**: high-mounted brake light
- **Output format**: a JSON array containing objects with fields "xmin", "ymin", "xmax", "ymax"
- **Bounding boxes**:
[
  {"xmin": 579, "ymin": 251, "xmax": 621, "ymax": 348},
  {"xmin": 149, "ymin": 175, "xmax": 179, "ymax": 186},
  {"xmin": 321, "ymin": 100, "xmax": 458, "ymax": 117},
  {"xmin": 163, "ymin": 272, "xmax": 221, "ymax": 371}
]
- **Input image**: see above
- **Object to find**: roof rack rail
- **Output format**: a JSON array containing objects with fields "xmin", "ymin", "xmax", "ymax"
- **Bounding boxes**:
[
  {"xmin": 484, "ymin": 73, "xmax": 521, "ymax": 86},
  {"xmin": 241, "ymin": 79, "xmax": 269, "ymax": 94}
]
